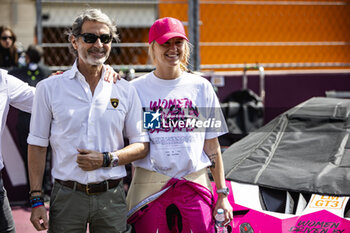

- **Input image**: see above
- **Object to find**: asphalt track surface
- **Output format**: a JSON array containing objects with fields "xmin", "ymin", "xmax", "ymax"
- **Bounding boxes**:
[{"xmin": 11, "ymin": 206, "xmax": 91, "ymax": 233}]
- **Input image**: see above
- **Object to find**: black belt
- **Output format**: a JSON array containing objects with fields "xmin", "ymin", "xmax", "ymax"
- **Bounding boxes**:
[{"xmin": 55, "ymin": 178, "xmax": 121, "ymax": 195}]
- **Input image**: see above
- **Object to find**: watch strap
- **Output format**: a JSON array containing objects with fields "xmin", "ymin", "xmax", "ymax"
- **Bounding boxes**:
[{"xmin": 216, "ymin": 187, "xmax": 229, "ymax": 196}]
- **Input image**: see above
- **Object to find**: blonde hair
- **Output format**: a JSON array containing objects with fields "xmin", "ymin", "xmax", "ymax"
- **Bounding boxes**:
[{"xmin": 149, "ymin": 40, "xmax": 191, "ymax": 72}]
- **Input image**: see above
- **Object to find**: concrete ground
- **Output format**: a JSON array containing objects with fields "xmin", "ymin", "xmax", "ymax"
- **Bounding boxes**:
[
  {"xmin": 11, "ymin": 206, "xmax": 38, "ymax": 233},
  {"xmin": 12, "ymin": 205, "xmax": 91, "ymax": 233}
]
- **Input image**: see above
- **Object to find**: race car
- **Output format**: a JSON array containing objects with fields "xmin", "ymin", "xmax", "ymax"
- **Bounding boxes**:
[{"xmin": 216, "ymin": 97, "xmax": 350, "ymax": 233}]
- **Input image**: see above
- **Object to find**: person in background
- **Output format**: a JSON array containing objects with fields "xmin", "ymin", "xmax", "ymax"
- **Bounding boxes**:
[
  {"xmin": 27, "ymin": 8, "xmax": 149, "ymax": 233},
  {"xmin": 10, "ymin": 44, "xmax": 51, "ymax": 86},
  {"xmin": 0, "ymin": 26, "xmax": 18, "ymax": 70},
  {"xmin": 9, "ymin": 44, "xmax": 52, "ymax": 201},
  {"xmin": 127, "ymin": 17, "xmax": 233, "ymax": 233},
  {"xmin": 0, "ymin": 68, "xmax": 35, "ymax": 233}
]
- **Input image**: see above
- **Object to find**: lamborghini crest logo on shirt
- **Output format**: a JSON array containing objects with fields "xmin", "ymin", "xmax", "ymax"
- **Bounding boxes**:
[{"xmin": 110, "ymin": 98, "xmax": 119, "ymax": 108}]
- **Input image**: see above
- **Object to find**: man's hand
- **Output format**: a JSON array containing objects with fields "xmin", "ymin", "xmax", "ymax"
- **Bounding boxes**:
[
  {"xmin": 30, "ymin": 206, "xmax": 48, "ymax": 231},
  {"xmin": 104, "ymin": 65, "xmax": 121, "ymax": 84},
  {"xmin": 76, "ymin": 149, "xmax": 104, "ymax": 171},
  {"xmin": 50, "ymin": 71, "xmax": 63, "ymax": 77}
]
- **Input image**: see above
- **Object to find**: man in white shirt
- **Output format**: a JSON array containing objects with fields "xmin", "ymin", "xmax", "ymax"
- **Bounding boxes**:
[
  {"xmin": 28, "ymin": 9, "xmax": 149, "ymax": 233},
  {"xmin": 0, "ymin": 68, "xmax": 35, "ymax": 233}
]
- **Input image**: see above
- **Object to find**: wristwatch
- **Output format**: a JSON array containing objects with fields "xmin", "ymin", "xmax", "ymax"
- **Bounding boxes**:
[
  {"xmin": 216, "ymin": 187, "xmax": 230, "ymax": 196},
  {"xmin": 110, "ymin": 151, "xmax": 119, "ymax": 167},
  {"xmin": 111, "ymin": 156, "xmax": 119, "ymax": 167}
]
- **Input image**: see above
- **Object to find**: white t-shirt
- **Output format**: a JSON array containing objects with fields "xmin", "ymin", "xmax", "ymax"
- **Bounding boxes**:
[
  {"xmin": 131, "ymin": 71, "xmax": 227, "ymax": 178},
  {"xmin": 0, "ymin": 69, "xmax": 35, "ymax": 170},
  {"xmin": 28, "ymin": 62, "xmax": 149, "ymax": 184}
]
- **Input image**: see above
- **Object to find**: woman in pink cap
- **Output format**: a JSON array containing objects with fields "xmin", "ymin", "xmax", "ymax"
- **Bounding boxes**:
[{"xmin": 127, "ymin": 17, "xmax": 233, "ymax": 233}]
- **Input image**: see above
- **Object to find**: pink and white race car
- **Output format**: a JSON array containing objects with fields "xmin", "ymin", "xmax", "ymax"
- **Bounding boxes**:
[{"xmin": 217, "ymin": 97, "xmax": 350, "ymax": 233}]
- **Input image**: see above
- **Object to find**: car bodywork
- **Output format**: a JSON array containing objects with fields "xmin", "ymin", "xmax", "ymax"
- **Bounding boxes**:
[{"xmin": 217, "ymin": 97, "xmax": 350, "ymax": 232}]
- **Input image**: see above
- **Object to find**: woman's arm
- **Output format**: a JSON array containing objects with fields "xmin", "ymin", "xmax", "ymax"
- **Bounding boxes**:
[{"xmin": 204, "ymin": 137, "xmax": 233, "ymax": 224}]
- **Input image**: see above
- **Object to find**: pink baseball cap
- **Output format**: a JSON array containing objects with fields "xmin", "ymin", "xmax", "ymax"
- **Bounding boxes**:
[{"xmin": 149, "ymin": 17, "xmax": 189, "ymax": 44}]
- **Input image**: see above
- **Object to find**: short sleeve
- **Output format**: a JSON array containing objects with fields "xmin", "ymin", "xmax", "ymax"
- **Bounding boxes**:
[
  {"xmin": 204, "ymin": 81, "xmax": 228, "ymax": 139},
  {"xmin": 7, "ymin": 74, "xmax": 35, "ymax": 113},
  {"xmin": 27, "ymin": 81, "xmax": 52, "ymax": 147},
  {"xmin": 123, "ymin": 85, "xmax": 149, "ymax": 144}
]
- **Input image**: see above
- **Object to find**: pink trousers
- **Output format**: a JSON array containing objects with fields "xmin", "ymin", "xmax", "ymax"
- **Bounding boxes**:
[{"xmin": 128, "ymin": 178, "xmax": 215, "ymax": 233}]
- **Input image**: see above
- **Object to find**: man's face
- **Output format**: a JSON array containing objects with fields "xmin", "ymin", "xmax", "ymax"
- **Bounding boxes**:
[{"xmin": 72, "ymin": 21, "xmax": 112, "ymax": 67}]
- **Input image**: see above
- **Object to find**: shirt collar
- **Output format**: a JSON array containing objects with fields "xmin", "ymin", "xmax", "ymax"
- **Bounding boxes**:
[
  {"xmin": 67, "ymin": 60, "xmax": 106, "ymax": 81},
  {"xmin": 66, "ymin": 60, "xmax": 78, "ymax": 80}
]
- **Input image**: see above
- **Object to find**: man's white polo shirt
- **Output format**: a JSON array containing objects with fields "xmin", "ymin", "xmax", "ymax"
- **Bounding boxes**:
[{"xmin": 27, "ymin": 63, "xmax": 149, "ymax": 184}]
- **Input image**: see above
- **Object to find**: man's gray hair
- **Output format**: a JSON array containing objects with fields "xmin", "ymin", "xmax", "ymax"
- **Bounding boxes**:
[{"xmin": 66, "ymin": 8, "xmax": 118, "ymax": 57}]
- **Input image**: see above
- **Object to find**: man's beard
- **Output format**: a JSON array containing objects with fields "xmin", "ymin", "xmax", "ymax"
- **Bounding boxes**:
[{"xmin": 86, "ymin": 47, "xmax": 110, "ymax": 65}]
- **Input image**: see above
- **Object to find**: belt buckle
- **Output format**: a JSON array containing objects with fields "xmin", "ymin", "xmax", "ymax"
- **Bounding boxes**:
[
  {"xmin": 86, "ymin": 181, "xmax": 107, "ymax": 195},
  {"xmin": 86, "ymin": 184, "xmax": 93, "ymax": 195},
  {"xmin": 86, "ymin": 183, "xmax": 98, "ymax": 195}
]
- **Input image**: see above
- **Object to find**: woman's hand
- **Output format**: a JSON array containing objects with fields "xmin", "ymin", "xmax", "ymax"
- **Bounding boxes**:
[
  {"xmin": 104, "ymin": 65, "xmax": 120, "ymax": 83},
  {"xmin": 213, "ymin": 195, "xmax": 233, "ymax": 226}
]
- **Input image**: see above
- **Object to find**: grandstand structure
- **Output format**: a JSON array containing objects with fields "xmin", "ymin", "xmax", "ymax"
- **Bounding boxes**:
[{"xmin": 1, "ymin": 0, "xmax": 349, "ymax": 72}]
